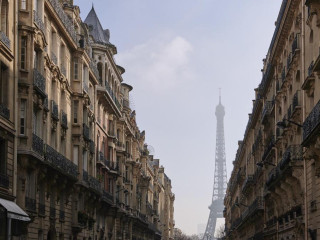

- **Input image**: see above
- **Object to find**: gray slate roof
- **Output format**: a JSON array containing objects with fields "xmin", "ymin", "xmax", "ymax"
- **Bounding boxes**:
[{"xmin": 84, "ymin": 7, "xmax": 110, "ymax": 44}]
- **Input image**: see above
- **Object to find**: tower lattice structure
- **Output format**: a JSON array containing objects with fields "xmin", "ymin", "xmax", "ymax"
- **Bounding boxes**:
[{"xmin": 203, "ymin": 95, "xmax": 227, "ymax": 240}]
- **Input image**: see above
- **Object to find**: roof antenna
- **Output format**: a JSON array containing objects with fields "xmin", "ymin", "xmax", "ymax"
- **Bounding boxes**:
[
  {"xmin": 92, "ymin": 2, "xmax": 94, "ymax": 9},
  {"xmin": 219, "ymin": 88, "xmax": 221, "ymax": 104}
]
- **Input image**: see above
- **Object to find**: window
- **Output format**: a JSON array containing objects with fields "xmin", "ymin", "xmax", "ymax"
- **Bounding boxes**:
[
  {"xmin": 1, "ymin": 0, "xmax": 8, "ymax": 34},
  {"xmin": 34, "ymin": 50, "xmax": 41, "ymax": 70},
  {"xmin": 109, "ymin": 147, "xmax": 113, "ymax": 162},
  {"xmin": 0, "ymin": 62, "xmax": 8, "ymax": 105},
  {"xmin": 74, "ymin": 59, "xmax": 78, "ymax": 79},
  {"xmin": 33, "ymin": 107, "xmax": 41, "ymax": 135},
  {"xmin": 21, "ymin": 37, "xmax": 27, "ymax": 69},
  {"xmin": 73, "ymin": 145, "xmax": 79, "ymax": 165},
  {"xmin": 73, "ymin": 100, "xmax": 78, "ymax": 123},
  {"xmin": 20, "ymin": 99, "xmax": 26, "ymax": 135},
  {"xmin": 83, "ymin": 150, "xmax": 87, "ymax": 171},
  {"xmin": 26, "ymin": 171, "xmax": 36, "ymax": 199},
  {"xmin": 20, "ymin": 0, "xmax": 27, "ymax": 10},
  {"xmin": 108, "ymin": 178, "xmax": 112, "ymax": 193},
  {"xmin": 0, "ymin": 138, "xmax": 6, "ymax": 175}
]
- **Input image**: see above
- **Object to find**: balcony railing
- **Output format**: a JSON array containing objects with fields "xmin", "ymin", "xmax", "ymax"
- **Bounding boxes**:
[
  {"xmin": 303, "ymin": 100, "xmax": 320, "ymax": 145},
  {"xmin": 242, "ymin": 196, "xmax": 264, "ymax": 221},
  {"xmin": 85, "ymin": 174, "xmax": 101, "ymax": 193},
  {"xmin": 0, "ymin": 173, "xmax": 9, "ymax": 189},
  {"xmin": 0, "ymin": 31, "xmax": 10, "ymax": 49},
  {"xmin": 32, "ymin": 133, "xmax": 44, "ymax": 156},
  {"xmin": 51, "ymin": 100, "xmax": 59, "ymax": 120},
  {"xmin": 102, "ymin": 190, "xmax": 114, "ymax": 203},
  {"xmin": 33, "ymin": 10, "xmax": 45, "ymax": 33},
  {"xmin": 47, "ymin": 0, "xmax": 77, "ymax": 43},
  {"xmin": 61, "ymin": 110, "xmax": 68, "ymax": 129},
  {"xmin": 266, "ymin": 145, "xmax": 302, "ymax": 188},
  {"xmin": 83, "ymin": 123, "xmax": 90, "ymax": 141},
  {"xmin": 51, "ymin": 51, "xmax": 57, "ymax": 65},
  {"xmin": 45, "ymin": 144, "xmax": 78, "ymax": 178},
  {"xmin": 105, "ymin": 81, "xmax": 121, "ymax": 110},
  {"xmin": 33, "ymin": 68, "xmax": 46, "ymax": 96},
  {"xmin": 25, "ymin": 197, "xmax": 36, "ymax": 212},
  {"xmin": 0, "ymin": 103, "xmax": 10, "ymax": 120}
]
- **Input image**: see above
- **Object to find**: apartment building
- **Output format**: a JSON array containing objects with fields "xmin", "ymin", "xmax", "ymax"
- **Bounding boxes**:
[
  {"xmin": 224, "ymin": 1, "xmax": 320, "ymax": 239},
  {"xmin": 0, "ymin": 0, "xmax": 175, "ymax": 239}
]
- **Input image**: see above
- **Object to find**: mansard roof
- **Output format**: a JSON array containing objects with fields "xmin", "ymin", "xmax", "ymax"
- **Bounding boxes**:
[{"xmin": 84, "ymin": 6, "xmax": 110, "ymax": 44}]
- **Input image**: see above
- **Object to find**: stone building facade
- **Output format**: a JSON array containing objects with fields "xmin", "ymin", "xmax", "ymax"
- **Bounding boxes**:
[
  {"xmin": 224, "ymin": 0, "xmax": 320, "ymax": 239},
  {"xmin": 0, "ymin": 0, "xmax": 175, "ymax": 239}
]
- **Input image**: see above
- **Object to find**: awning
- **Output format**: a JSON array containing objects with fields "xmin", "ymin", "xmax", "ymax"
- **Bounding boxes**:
[{"xmin": 0, "ymin": 198, "xmax": 31, "ymax": 221}]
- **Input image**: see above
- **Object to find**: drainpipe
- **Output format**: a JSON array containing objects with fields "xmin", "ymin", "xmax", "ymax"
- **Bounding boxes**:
[{"xmin": 301, "ymin": 1, "xmax": 307, "ymax": 239}]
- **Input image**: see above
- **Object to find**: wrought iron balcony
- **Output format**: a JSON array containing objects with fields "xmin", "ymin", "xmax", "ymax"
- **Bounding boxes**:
[
  {"xmin": 85, "ymin": 174, "xmax": 102, "ymax": 193},
  {"xmin": 303, "ymin": 100, "xmax": 320, "ymax": 146},
  {"xmin": 104, "ymin": 81, "xmax": 122, "ymax": 110},
  {"xmin": 51, "ymin": 51, "xmax": 57, "ymax": 65},
  {"xmin": 262, "ymin": 135, "xmax": 275, "ymax": 161},
  {"xmin": 83, "ymin": 123, "xmax": 90, "ymax": 141},
  {"xmin": 38, "ymin": 203, "xmax": 45, "ymax": 216},
  {"xmin": 0, "ymin": 31, "xmax": 10, "ymax": 49},
  {"xmin": 0, "ymin": 103, "xmax": 10, "ymax": 120},
  {"xmin": 25, "ymin": 197, "xmax": 36, "ymax": 212},
  {"xmin": 47, "ymin": 0, "xmax": 77, "ymax": 43},
  {"xmin": 61, "ymin": 110, "xmax": 68, "ymax": 129},
  {"xmin": 102, "ymin": 190, "xmax": 114, "ymax": 203},
  {"xmin": 0, "ymin": 173, "xmax": 9, "ymax": 189},
  {"xmin": 266, "ymin": 145, "xmax": 302, "ymax": 188},
  {"xmin": 51, "ymin": 100, "xmax": 59, "ymax": 120},
  {"xmin": 33, "ymin": 10, "xmax": 45, "ymax": 33},
  {"xmin": 33, "ymin": 68, "xmax": 46, "ymax": 96},
  {"xmin": 45, "ymin": 144, "xmax": 78, "ymax": 179},
  {"xmin": 32, "ymin": 133, "xmax": 44, "ymax": 156}
]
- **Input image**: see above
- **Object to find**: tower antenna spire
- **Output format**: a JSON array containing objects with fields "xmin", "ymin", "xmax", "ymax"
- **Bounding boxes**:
[{"xmin": 203, "ymin": 98, "xmax": 227, "ymax": 240}]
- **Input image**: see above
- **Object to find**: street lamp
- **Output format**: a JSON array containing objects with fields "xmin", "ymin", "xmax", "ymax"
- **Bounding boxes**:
[
  {"xmin": 276, "ymin": 118, "xmax": 303, "ymax": 129},
  {"xmin": 256, "ymin": 161, "xmax": 276, "ymax": 167},
  {"xmin": 235, "ymin": 202, "xmax": 248, "ymax": 208}
]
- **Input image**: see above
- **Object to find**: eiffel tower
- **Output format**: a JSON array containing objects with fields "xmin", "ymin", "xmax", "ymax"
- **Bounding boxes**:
[{"xmin": 203, "ymin": 92, "xmax": 227, "ymax": 240}]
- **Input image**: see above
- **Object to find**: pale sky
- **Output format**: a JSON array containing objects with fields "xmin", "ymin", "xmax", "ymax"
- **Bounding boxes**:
[{"xmin": 76, "ymin": 0, "xmax": 282, "ymax": 235}]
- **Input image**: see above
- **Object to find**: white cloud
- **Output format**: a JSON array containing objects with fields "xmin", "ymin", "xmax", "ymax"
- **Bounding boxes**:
[{"xmin": 116, "ymin": 36, "xmax": 193, "ymax": 93}]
